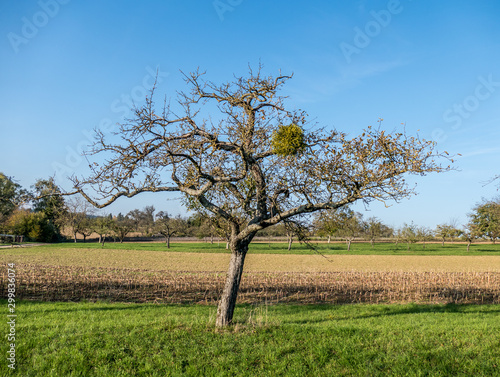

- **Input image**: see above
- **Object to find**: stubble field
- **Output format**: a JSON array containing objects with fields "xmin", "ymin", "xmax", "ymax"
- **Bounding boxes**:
[{"xmin": 2, "ymin": 243, "xmax": 500, "ymax": 305}]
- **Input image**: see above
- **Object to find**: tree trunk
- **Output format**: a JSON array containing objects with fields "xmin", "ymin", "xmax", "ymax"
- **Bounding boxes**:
[
  {"xmin": 347, "ymin": 239, "xmax": 351, "ymax": 251},
  {"xmin": 216, "ymin": 242, "xmax": 248, "ymax": 327},
  {"xmin": 73, "ymin": 232, "xmax": 77, "ymax": 243},
  {"xmin": 328, "ymin": 235, "xmax": 331, "ymax": 244},
  {"xmin": 442, "ymin": 239, "xmax": 445, "ymax": 247},
  {"xmin": 287, "ymin": 234, "xmax": 293, "ymax": 251},
  {"xmin": 407, "ymin": 242, "xmax": 410, "ymax": 251},
  {"xmin": 166, "ymin": 235, "xmax": 170, "ymax": 249},
  {"xmin": 467, "ymin": 241, "xmax": 471, "ymax": 252}
]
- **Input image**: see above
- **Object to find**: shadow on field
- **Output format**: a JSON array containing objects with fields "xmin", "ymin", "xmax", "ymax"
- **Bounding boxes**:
[{"xmin": 285, "ymin": 303, "xmax": 500, "ymax": 325}]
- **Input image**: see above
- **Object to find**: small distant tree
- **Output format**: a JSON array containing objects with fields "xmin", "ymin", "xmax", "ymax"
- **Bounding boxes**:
[
  {"xmin": 400, "ymin": 223, "xmax": 418, "ymax": 251},
  {"xmin": 76, "ymin": 217, "xmax": 94, "ymax": 243},
  {"xmin": 416, "ymin": 226, "xmax": 433, "ymax": 249},
  {"xmin": 61, "ymin": 198, "xmax": 94, "ymax": 243},
  {"xmin": 111, "ymin": 216, "xmax": 135, "ymax": 243},
  {"xmin": 91, "ymin": 216, "xmax": 113, "ymax": 245},
  {"xmin": 435, "ymin": 224, "xmax": 452, "ymax": 246},
  {"xmin": 312, "ymin": 211, "xmax": 340, "ymax": 244},
  {"xmin": 187, "ymin": 213, "xmax": 216, "ymax": 243},
  {"xmin": 362, "ymin": 217, "xmax": 392, "ymax": 247},
  {"xmin": 335, "ymin": 209, "xmax": 363, "ymax": 251},
  {"xmin": 127, "ymin": 206, "xmax": 156, "ymax": 237},
  {"xmin": 154, "ymin": 211, "xmax": 186, "ymax": 248},
  {"xmin": 461, "ymin": 224, "xmax": 479, "ymax": 252}
]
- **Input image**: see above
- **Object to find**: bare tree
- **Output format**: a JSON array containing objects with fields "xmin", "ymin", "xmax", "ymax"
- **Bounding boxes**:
[
  {"xmin": 336, "ymin": 210, "xmax": 363, "ymax": 251},
  {"xmin": 128, "ymin": 206, "xmax": 155, "ymax": 236},
  {"xmin": 416, "ymin": 226, "xmax": 433, "ymax": 249},
  {"xmin": 400, "ymin": 222, "xmax": 418, "ymax": 251},
  {"xmin": 362, "ymin": 217, "xmax": 392, "ymax": 248},
  {"xmin": 111, "ymin": 216, "xmax": 135, "ymax": 243},
  {"xmin": 91, "ymin": 215, "xmax": 113, "ymax": 245},
  {"xmin": 154, "ymin": 211, "xmax": 186, "ymax": 248},
  {"xmin": 69, "ymin": 67, "xmax": 451, "ymax": 326},
  {"xmin": 461, "ymin": 224, "xmax": 478, "ymax": 252},
  {"xmin": 62, "ymin": 197, "xmax": 94, "ymax": 243},
  {"xmin": 76, "ymin": 217, "xmax": 93, "ymax": 243}
]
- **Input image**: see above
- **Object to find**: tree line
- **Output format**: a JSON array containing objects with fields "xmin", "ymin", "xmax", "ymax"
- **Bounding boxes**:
[{"xmin": 1, "ymin": 172, "xmax": 499, "ymax": 249}]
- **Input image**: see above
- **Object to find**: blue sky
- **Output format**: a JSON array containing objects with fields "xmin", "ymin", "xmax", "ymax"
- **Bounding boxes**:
[{"xmin": 1, "ymin": 0, "xmax": 499, "ymax": 229}]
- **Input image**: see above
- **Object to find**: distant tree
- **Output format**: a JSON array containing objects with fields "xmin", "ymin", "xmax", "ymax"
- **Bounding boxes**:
[
  {"xmin": 469, "ymin": 199, "xmax": 500, "ymax": 243},
  {"xmin": 154, "ymin": 211, "xmax": 186, "ymax": 248},
  {"xmin": 0, "ymin": 173, "xmax": 27, "ymax": 226},
  {"xmin": 31, "ymin": 178, "xmax": 67, "ymax": 240},
  {"xmin": 61, "ymin": 197, "xmax": 94, "ymax": 243},
  {"xmin": 400, "ymin": 223, "xmax": 418, "ymax": 251},
  {"xmin": 128, "ymin": 206, "xmax": 155, "ymax": 236},
  {"xmin": 461, "ymin": 224, "xmax": 479, "ymax": 252},
  {"xmin": 362, "ymin": 217, "xmax": 392, "ymax": 247},
  {"xmin": 6, "ymin": 209, "xmax": 56, "ymax": 242},
  {"xmin": 312, "ymin": 210, "xmax": 340, "ymax": 244},
  {"xmin": 31, "ymin": 178, "xmax": 67, "ymax": 222},
  {"xmin": 111, "ymin": 216, "xmax": 135, "ymax": 243},
  {"xmin": 416, "ymin": 226, "xmax": 433, "ymax": 249},
  {"xmin": 91, "ymin": 216, "xmax": 113, "ymax": 245},
  {"xmin": 435, "ymin": 221, "xmax": 462, "ymax": 246},
  {"xmin": 69, "ymin": 68, "xmax": 452, "ymax": 326},
  {"xmin": 76, "ymin": 217, "xmax": 93, "ymax": 243},
  {"xmin": 332, "ymin": 208, "xmax": 363, "ymax": 251},
  {"xmin": 200, "ymin": 212, "xmax": 235, "ymax": 249},
  {"xmin": 435, "ymin": 224, "xmax": 452, "ymax": 246},
  {"xmin": 187, "ymin": 213, "xmax": 214, "ymax": 242}
]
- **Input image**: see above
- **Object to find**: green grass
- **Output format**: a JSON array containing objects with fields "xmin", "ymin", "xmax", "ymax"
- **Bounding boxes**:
[
  {"xmin": 34, "ymin": 240, "xmax": 500, "ymax": 256},
  {"xmin": 3, "ymin": 300, "xmax": 500, "ymax": 376}
]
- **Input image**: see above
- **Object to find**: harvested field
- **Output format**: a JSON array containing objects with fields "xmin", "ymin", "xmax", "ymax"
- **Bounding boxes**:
[
  {"xmin": 2, "ymin": 247, "xmax": 500, "ymax": 305},
  {"xmin": 3, "ymin": 263, "xmax": 500, "ymax": 305}
]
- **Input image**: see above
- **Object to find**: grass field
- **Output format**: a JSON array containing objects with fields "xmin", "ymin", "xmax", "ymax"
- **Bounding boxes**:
[
  {"xmin": 2, "ymin": 300, "xmax": 500, "ymax": 376},
  {"xmin": 2, "ymin": 243, "xmax": 500, "ymax": 375},
  {"xmin": 28, "ymin": 240, "xmax": 500, "ymax": 255}
]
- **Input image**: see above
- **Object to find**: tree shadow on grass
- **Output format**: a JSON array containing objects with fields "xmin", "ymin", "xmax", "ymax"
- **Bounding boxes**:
[{"xmin": 283, "ymin": 303, "xmax": 500, "ymax": 325}]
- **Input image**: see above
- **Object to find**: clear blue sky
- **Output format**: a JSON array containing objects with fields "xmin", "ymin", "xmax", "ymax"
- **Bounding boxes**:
[{"xmin": 1, "ymin": 0, "xmax": 499, "ymax": 229}]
